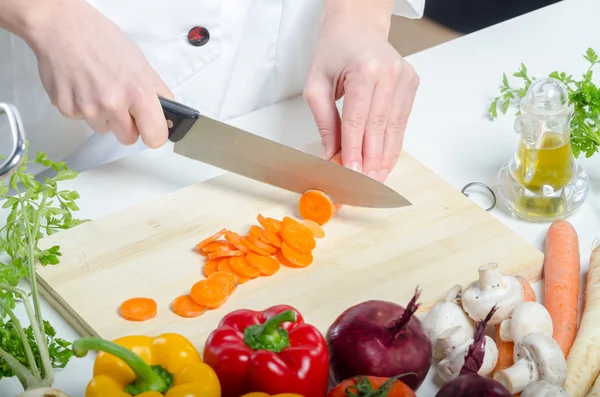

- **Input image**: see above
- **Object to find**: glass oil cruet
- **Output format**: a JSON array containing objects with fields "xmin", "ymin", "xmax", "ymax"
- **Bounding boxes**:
[{"xmin": 496, "ymin": 77, "xmax": 589, "ymax": 222}]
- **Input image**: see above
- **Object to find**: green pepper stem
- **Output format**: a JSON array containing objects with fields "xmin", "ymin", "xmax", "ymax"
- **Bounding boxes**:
[
  {"xmin": 72, "ymin": 337, "xmax": 170, "ymax": 393},
  {"xmin": 243, "ymin": 310, "xmax": 296, "ymax": 353}
]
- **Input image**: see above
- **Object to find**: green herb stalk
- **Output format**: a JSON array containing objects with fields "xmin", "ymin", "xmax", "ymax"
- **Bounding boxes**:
[
  {"xmin": 0, "ymin": 142, "xmax": 87, "ymax": 389},
  {"xmin": 489, "ymin": 47, "xmax": 600, "ymax": 159}
]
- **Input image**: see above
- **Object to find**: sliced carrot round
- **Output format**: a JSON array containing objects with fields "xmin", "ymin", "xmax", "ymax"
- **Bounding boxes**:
[
  {"xmin": 229, "ymin": 256, "xmax": 262, "ymax": 278},
  {"xmin": 298, "ymin": 189, "xmax": 336, "ymax": 225},
  {"xmin": 263, "ymin": 228, "xmax": 282, "ymax": 247},
  {"xmin": 300, "ymin": 219, "xmax": 325, "ymax": 238},
  {"xmin": 224, "ymin": 230, "xmax": 249, "ymax": 253},
  {"xmin": 281, "ymin": 224, "xmax": 316, "ymax": 253},
  {"xmin": 208, "ymin": 271, "xmax": 238, "ymax": 295},
  {"xmin": 249, "ymin": 225, "xmax": 267, "ymax": 240},
  {"xmin": 172, "ymin": 295, "xmax": 207, "ymax": 318},
  {"xmin": 266, "ymin": 217, "xmax": 283, "ymax": 233},
  {"xmin": 275, "ymin": 250, "xmax": 302, "ymax": 268},
  {"xmin": 218, "ymin": 258, "xmax": 250, "ymax": 284},
  {"xmin": 241, "ymin": 236, "xmax": 273, "ymax": 256},
  {"xmin": 190, "ymin": 271, "xmax": 237, "ymax": 308},
  {"xmin": 281, "ymin": 242, "xmax": 313, "ymax": 267},
  {"xmin": 203, "ymin": 258, "xmax": 220, "ymax": 277},
  {"xmin": 120, "ymin": 297, "xmax": 157, "ymax": 322},
  {"xmin": 247, "ymin": 234, "xmax": 277, "ymax": 254},
  {"xmin": 207, "ymin": 249, "xmax": 244, "ymax": 260},
  {"xmin": 246, "ymin": 252, "xmax": 280, "ymax": 275},
  {"xmin": 195, "ymin": 228, "xmax": 227, "ymax": 251},
  {"xmin": 201, "ymin": 240, "xmax": 236, "ymax": 253},
  {"xmin": 257, "ymin": 214, "xmax": 283, "ymax": 234}
]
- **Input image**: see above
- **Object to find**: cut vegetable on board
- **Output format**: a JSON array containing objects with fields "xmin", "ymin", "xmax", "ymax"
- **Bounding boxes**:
[{"xmin": 162, "ymin": 189, "xmax": 340, "ymax": 319}]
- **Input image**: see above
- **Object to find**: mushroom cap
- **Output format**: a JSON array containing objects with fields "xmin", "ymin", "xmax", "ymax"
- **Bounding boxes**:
[
  {"xmin": 462, "ymin": 275, "xmax": 524, "ymax": 324},
  {"xmin": 500, "ymin": 301, "xmax": 553, "ymax": 342},
  {"xmin": 521, "ymin": 380, "xmax": 568, "ymax": 396},
  {"xmin": 422, "ymin": 301, "xmax": 474, "ymax": 359},
  {"xmin": 515, "ymin": 333, "xmax": 567, "ymax": 384}
]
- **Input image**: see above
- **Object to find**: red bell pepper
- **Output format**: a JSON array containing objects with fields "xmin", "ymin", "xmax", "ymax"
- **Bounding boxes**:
[{"xmin": 203, "ymin": 304, "xmax": 329, "ymax": 397}]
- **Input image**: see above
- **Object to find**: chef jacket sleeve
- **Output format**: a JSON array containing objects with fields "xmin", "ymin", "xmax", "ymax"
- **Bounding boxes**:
[{"xmin": 393, "ymin": 0, "xmax": 425, "ymax": 18}]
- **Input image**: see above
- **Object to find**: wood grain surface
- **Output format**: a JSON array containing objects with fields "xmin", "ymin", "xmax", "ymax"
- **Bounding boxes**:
[{"xmin": 36, "ymin": 146, "xmax": 544, "ymax": 350}]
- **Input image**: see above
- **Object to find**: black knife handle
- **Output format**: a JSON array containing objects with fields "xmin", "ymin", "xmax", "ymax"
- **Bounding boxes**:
[{"xmin": 159, "ymin": 95, "xmax": 199, "ymax": 143}]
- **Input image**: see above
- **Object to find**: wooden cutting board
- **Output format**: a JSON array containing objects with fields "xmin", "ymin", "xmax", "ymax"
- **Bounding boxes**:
[{"xmin": 36, "ymin": 144, "xmax": 544, "ymax": 349}]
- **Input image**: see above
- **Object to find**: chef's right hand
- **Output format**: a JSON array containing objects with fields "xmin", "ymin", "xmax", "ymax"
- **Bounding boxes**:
[{"xmin": 27, "ymin": 0, "xmax": 173, "ymax": 148}]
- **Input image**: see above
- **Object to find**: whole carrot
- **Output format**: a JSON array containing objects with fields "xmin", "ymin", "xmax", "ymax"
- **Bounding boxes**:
[
  {"xmin": 543, "ymin": 219, "xmax": 580, "ymax": 358},
  {"xmin": 493, "ymin": 276, "xmax": 537, "ymax": 376}
]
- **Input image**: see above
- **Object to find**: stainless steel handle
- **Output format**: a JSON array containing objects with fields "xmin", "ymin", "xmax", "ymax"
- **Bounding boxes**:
[{"xmin": 0, "ymin": 103, "xmax": 27, "ymax": 181}]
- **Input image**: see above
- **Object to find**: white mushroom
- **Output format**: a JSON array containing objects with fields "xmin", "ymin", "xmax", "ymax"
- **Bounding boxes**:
[
  {"xmin": 436, "ymin": 325, "xmax": 498, "ymax": 383},
  {"xmin": 521, "ymin": 380, "xmax": 569, "ymax": 397},
  {"xmin": 493, "ymin": 332, "xmax": 567, "ymax": 394},
  {"xmin": 499, "ymin": 301, "xmax": 553, "ymax": 343},
  {"xmin": 461, "ymin": 262, "xmax": 524, "ymax": 324},
  {"xmin": 421, "ymin": 284, "xmax": 475, "ymax": 359}
]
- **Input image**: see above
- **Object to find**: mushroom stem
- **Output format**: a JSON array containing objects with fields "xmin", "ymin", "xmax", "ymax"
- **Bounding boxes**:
[
  {"xmin": 478, "ymin": 263, "xmax": 506, "ymax": 290},
  {"xmin": 494, "ymin": 357, "xmax": 538, "ymax": 394}
]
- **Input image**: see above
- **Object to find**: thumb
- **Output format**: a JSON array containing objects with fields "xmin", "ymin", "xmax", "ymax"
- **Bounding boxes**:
[{"xmin": 303, "ymin": 76, "xmax": 341, "ymax": 160}]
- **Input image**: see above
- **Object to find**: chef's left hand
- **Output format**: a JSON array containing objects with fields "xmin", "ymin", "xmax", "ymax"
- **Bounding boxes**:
[{"xmin": 304, "ymin": 0, "xmax": 419, "ymax": 183}]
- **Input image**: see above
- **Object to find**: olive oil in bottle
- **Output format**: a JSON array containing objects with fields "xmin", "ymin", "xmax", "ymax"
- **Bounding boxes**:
[{"xmin": 511, "ymin": 131, "xmax": 574, "ymax": 195}]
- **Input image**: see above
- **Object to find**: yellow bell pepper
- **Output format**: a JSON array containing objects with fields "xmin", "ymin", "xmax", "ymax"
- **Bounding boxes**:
[
  {"xmin": 240, "ymin": 394, "xmax": 304, "ymax": 397},
  {"xmin": 72, "ymin": 333, "xmax": 221, "ymax": 397}
]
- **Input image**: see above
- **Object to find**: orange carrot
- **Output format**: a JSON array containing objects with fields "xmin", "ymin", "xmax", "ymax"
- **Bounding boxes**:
[
  {"xmin": 262, "ymin": 228, "xmax": 282, "ymax": 247},
  {"xmin": 281, "ymin": 242, "xmax": 313, "ymax": 267},
  {"xmin": 246, "ymin": 252, "xmax": 280, "ymax": 275},
  {"xmin": 207, "ymin": 249, "xmax": 244, "ymax": 260},
  {"xmin": 201, "ymin": 240, "xmax": 236, "ymax": 253},
  {"xmin": 249, "ymin": 225, "xmax": 267, "ymax": 241},
  {"xmin": 203, "ymin": 258, "xmax": 220, "ymax": 277},
  {"xmin": 298, "ymin": 189, "xmax": 337, "ymax": 225},
  {"xmin": 241, "ymin": 236, "xmax": 272, "ymax": 256},
  {"xmin": 267, "ymin": 217, "xmax": 283, "ymax": 232},
  {"xmin": 224, "ymin": 230, "xmax": 249, "ymax": 253},
  {"xmin": 218, "ymin": 258, "xmax": 250, "ymax": 284},
  {"xmin": 300, "ymin": 219, "xmax": 325, "ymax": 238},
  {"xmin": 543, "ymin": 219, "xmax": 580, "ymax": 357},
  {"xmin": 275, "ymin": 250, "xmax": 300, "ymax": 268},
  {"xmin": 195, "ymin": 228, "xmax": 227, "ymax": 251},
  {"xmin": 229, "ymin": 256, "xmax": 262, "ymax": 278},
  {"xmin": 172, "ymin": 295, "xmax": 207, "ymax": 318},
  {"xmin": 494, "ymin": 276, "xmax": 537, "ymax": 374},
  {"xmin": 281, "ymin": 223, "xmax": 316, "ymax": 253},
  {"xmin": 190, "ymin": 271, "xmax": 237, "ymax": 308},
  {"xmin": 120, "ymin": 297, "xmax": 158, "ymax": 322},
  {"xmin": 246, "ymin": 234, "xmax": 277, "ymax": 254},
  {"xmin": 257, "ymin": 214, "xmax": 280, "ymax": 234}
]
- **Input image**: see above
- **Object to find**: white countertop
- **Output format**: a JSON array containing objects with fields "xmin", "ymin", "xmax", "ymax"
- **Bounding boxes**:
[{"xmin": 2, "ymin": 0, "xmax": 600, "ymax": 395}]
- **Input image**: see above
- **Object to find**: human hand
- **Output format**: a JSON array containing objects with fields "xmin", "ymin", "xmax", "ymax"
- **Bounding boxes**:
[
  {"xmin": 304, "ymin": 1, "xmax": 420, "ymax": 183},
  {"xmin": 25, "ymin": 0, "xmax": 173, "ymax": 148}
]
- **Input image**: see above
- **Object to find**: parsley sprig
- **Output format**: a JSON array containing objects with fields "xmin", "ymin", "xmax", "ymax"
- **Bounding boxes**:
[
  {"xmin": 489, "ymin": 47, "xmax": 600, "ymax": 159},
  {"xmin": 0, "ymin": 142, "xmax": 87, "ymax": 389}
]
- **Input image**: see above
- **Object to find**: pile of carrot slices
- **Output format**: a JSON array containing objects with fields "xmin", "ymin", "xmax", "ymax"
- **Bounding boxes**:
[
  {"xmin": 121, "ymin": 150, "xmax": 346, "ymax": 321},
  {"xmin": 171, "ymin": 214, "xmax": 327, "ymax": 318}
]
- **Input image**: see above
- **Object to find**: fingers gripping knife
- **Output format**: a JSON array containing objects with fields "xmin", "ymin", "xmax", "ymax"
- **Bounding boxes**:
[{"xmin": 0, "ymin": 103, "xmax": 27, "ymax": 181}]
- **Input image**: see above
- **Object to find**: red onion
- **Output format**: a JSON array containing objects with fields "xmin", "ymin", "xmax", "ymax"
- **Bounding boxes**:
[
  {"xmin": 435, "ymin": 305, "xmax": 512, "ymax": 397},
  {"xmin": 326, "ymin": 288, "xmax": 432, "ymax": 390}
]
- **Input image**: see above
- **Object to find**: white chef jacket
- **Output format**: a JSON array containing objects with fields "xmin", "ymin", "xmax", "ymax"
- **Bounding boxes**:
[{"xmin": 0, "ymin": 0, "xmax": 424, "ymax": 177}]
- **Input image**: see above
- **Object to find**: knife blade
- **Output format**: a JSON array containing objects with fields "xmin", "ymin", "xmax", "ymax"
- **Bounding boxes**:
[{"xmin": 159, "ymin": 96, "xmax": 411, "ymax": 208}]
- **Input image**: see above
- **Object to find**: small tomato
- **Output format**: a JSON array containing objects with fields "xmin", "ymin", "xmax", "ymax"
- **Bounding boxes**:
[
  {"xmin": 240, "ymin": 394, "xmax": 305, "ymax": 397},
  {"xmin": 327, "ymin": 375, "xmax": 416, "ymax": 397}
]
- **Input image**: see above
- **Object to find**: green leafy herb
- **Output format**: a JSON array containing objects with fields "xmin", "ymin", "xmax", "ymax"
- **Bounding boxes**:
[
  {"xmin": 0, "ymin": 141, "xmax": 87, "ymax": 389},
  {"xmin": 489, "ymin": 47, "xmax": 600, "ymax": 159}
]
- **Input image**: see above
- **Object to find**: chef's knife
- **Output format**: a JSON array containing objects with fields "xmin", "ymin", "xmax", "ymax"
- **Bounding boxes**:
[{"xmin": 159, "ymin": 96, "xmax": 411, "ymax": 208}]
